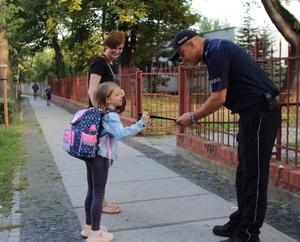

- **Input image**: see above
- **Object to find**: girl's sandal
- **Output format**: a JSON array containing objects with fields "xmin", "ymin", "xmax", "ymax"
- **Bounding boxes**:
[{"xmin": 102, "ymin": 199, "xmax": 121, "ymax": 214}]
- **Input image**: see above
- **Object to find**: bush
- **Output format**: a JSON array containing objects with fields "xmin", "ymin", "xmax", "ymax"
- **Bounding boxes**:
[{"xmin": 0, "ymin": 98, "xmax": 15, "ymax": 124}]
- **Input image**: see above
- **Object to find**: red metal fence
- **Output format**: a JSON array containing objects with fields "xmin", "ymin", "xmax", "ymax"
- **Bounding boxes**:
[
  {"xmin": 179, "ymin": 39, "xmax": 300, "ymax": 168},
  {"xmin": 50, "ymin": 75, "xmax": 89, "ymax": 105},
  {"xmin": 50, "ymin": 41, "xmax": 300, "ymax": 167},
  {"xmin": 50, "ymin": 65, "xmax": 181, "ymax": 133}
]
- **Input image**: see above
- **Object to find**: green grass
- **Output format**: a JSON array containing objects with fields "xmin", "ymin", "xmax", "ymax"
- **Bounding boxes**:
[
  {"xmin": 0, "ymin": 224, "xmax": 24, "ymax": 231},
  {"xmin": 0, "ymin": 112, "xmax": 27, "ymax": 217},
  {"xmin": 14, "ymin": 210, "xmax": 24, "ymax": 213}
]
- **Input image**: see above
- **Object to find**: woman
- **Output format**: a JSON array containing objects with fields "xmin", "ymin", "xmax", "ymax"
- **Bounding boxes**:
[
  {"xmin": 88, "ymin": 31, "xmax": 125, "ymax": 107},
  {"xmin": 87, "ymin": 31, "xmax": 125, "ymax": 214}
]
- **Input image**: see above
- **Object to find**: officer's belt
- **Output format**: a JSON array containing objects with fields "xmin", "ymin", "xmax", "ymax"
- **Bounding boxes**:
[{"xmin": 238, "ymin": 98, "xmax": 278, "ymax": 118}]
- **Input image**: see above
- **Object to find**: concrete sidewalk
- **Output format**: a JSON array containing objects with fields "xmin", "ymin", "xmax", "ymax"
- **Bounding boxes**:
[{"xmin": 25, "ymin": 95, "xmax": 296, "ymax": 242}]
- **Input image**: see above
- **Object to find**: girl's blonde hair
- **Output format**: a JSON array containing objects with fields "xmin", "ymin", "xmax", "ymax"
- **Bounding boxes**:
[{"xmin": 93, "ymin": 82, "xmax": 121, "ymax": 113}]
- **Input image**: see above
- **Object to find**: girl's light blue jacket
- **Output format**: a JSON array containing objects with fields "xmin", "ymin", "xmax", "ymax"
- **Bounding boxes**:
[{"xmin": 97, "ymin": 112, "xmax": 146, "ymax": 161}]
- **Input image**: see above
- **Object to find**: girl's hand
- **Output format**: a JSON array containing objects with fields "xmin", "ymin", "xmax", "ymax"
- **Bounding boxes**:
[{"xmin": 141, "ymin": 111, "xmax": 150, "ymax": 124}]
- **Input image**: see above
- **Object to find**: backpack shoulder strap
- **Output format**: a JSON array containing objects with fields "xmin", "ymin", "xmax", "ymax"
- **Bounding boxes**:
[
  {"xmin": 98, "ymin": 133, "xmax": 112, "ymax": 167},
  {"xmin": 98, "ymin": 109, "xmax": 115, "ymax": 165},
  {"xmin": 100, "ymin": 54, "xmax": 116, "ymax": 77}
]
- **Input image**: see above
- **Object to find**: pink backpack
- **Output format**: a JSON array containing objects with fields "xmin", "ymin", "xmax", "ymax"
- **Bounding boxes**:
[{"xmin": 62, "ymin": 108, "xmax": 111, "ymax": 160}]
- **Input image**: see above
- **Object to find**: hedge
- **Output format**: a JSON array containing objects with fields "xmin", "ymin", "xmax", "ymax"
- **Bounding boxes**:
[{"xmin": 0, "ymin": 98, "xmax": 15, "ymax": 124}]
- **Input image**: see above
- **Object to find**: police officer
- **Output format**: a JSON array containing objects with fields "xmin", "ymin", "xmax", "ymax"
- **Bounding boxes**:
[{"xmin": 170, "ymin": 30, "xmax": 281, "ymax": 242}]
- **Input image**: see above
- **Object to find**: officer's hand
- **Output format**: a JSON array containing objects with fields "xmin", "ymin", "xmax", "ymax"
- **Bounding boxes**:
[{"xmin": 175, "ymin": 112, "xmax": 192, "ymax": 127}]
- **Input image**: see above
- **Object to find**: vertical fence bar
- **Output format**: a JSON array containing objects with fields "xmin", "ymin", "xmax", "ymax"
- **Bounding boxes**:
[
  {"xmin": 75, "ymin": 76, "xmax": 79, "ymax": 102},
  {"xmin": 86, "ymin": 73, "xmax": 89, "ymax": 104},
  {"xmin": 135, "ymin": 70, "xmax": 142, "ymax": 119},
  {"xmin": 276, "ymin": 40, "xmax": 283, "ymax": 161},
  {"xmin": 178, "ymin": 63, "xmax": 187, "ymax": 134}
]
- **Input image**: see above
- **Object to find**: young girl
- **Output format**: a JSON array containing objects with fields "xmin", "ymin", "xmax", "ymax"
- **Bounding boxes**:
[{"xmin": 81, "ymin": 82, "xmax": 150, "ymax": 242}]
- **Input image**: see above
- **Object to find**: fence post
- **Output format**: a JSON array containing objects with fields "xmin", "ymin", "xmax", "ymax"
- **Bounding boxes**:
[
  {"xmin": 75, "ymin": 76, "xmax": 79, "ymax": 101},
  {"xmin": 135, "ymin": 69, "xmax": 143, "ymax": 119},
  {"xmin": 86, "ymin": 72, "xmax": 89, "ymax": 104},
  {"xmin": 0, "ymin": 64, "xmax": 9, "ymax": 129},
  {"xmin": 254, "ymin": 36, "xmax": 259, "ymax": 60},
  {"xmin": 178, "ymin": 63, "xmax": 186, "ymax": 134}
]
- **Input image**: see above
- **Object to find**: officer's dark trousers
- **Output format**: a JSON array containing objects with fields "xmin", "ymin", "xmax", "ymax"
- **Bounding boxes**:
[{"xmin": 229, "ymin": 105, "xmax": 281, "ymax": 241}]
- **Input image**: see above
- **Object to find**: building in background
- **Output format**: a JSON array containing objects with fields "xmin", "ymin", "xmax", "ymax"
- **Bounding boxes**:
[{"xmin": 202, "ymin": 27, "xmax": 289, "ymax": 57}]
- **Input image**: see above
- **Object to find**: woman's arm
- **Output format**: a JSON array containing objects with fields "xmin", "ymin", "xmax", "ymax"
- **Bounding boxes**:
[{"xmin": 88, "ymin": 73, "xmax": 102, "ymax": 107}]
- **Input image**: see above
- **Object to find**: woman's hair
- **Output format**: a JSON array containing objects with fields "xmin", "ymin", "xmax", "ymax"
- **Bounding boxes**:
[
  {"xmin": 93, "ymin": 82, "xmax": 121, "ymax": 113},
  {"xmin": 104, "ymin": 31, "xmax": 125, "ymax": 49}
]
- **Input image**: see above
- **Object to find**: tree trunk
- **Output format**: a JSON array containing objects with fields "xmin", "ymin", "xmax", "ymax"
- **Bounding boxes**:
[
  {"xmin": 129, "ymin": 31, "xmax": 137, "ymax": 68},
  {"xmin": 0, "ymin": 27, "xmax": 14, "ymax": 100},
  {"xmin": 52, "ymin": 35, "xmax": 67, "ymax": 78},
  {"xmin": 121, "ymin": 28, "xmax": 137, "ymax": 68},
  {"xmin": 261, "ymin": 0, "xmax": 299, "ymax": 91},
  {"xmin": 261, "ymin": 0, "xmax": 298, "ymax": 46},
  {"xmin": 102, "ymin": 3, "xmax": 107, "ymax": 40}
]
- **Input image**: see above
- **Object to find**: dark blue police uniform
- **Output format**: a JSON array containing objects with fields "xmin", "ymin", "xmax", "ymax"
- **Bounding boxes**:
[{"xmin": 204, "ymin": 39, "xmax": 281, "ymax": 241}]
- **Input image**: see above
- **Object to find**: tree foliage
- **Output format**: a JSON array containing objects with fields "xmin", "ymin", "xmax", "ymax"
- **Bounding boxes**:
[
  {"xmin": 17, "ymin": 49, "xmax": 55, "ymax": 83},
  {"xmin": 4, "ymin": 0, "xmax": 299, "ymax": 83},
  {"xmin": 258, "ymin": 23, "xmax": 276, "ymax": 58},
  {"xmin": 196, "ymin": 16, "xmax": 230, "ymax": 33},
  {"xmin": 5, "ymin": 0, "xmax": 199, "ymax": 80},
  {"xmin": 7, "ymin": 0, "xmax": 68, "ymax": 78},
  {"xmin": 236, "ymin": 2, "xmax": 259, "ymax": 54}
]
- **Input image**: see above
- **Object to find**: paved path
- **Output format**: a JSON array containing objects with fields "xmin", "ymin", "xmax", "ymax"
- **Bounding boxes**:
[{"xmin": 1, "ymin": 95, "xmax": 298, "ymax": 242}]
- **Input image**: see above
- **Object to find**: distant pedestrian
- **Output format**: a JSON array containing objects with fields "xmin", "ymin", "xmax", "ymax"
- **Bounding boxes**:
[
  {"xmin": 45, "ymin": 85, "xmax": 52, "ymax": 106},
  {"xmin": 170, "ymin": 30, "xmax": 281, "ymax": 242},
  {"xmin": 32, "ymin": 82, "xmax": 39, "ymax": 100},
  {"xmin": 81, "ymin": 82, "xmax": 150, "ymax": 242}
]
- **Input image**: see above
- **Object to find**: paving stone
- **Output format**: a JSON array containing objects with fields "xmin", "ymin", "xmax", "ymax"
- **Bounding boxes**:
[
  {"xmin": 1, "ymin": 97, "xmax": 299, "ymax": 242},
  {"xmin": 123, "ymin": 137, "xmax": 300, "ymax": 241},
  {"xmin": 17, "ymin": 98, "xmax": 82, "ymax": 241}
]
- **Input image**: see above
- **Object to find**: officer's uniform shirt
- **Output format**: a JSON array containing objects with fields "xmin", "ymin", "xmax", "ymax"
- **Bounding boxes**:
[{"xmin": 203, "ymin": 39, "xmax": 280, "ymax": 114}]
